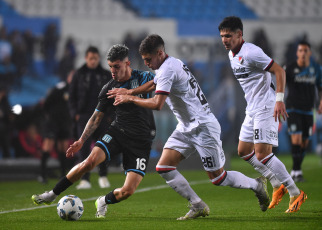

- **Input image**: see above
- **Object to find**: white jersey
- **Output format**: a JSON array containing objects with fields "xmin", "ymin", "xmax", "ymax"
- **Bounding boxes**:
[
  {"xmin": 154, "ymin": 56, "xmax": 216, "ymax": 132},
  {"xmin": 228, "ymin": 42, "xmax": 276, "ymax": 115}
]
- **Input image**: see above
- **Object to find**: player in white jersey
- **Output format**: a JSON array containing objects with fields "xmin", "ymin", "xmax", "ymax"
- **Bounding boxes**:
[
  {"xmin": 108, "ymin": 34, "xmax": 271, "ymax": 220},
  {"xmin": 218, "ymin": 16, "xmax": 307, "ymax": 213}
]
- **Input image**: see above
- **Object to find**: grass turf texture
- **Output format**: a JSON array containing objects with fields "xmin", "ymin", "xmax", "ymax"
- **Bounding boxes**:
[{"xmin": 0, "ymin": 154, "xmax": 321, "ymax": 230}]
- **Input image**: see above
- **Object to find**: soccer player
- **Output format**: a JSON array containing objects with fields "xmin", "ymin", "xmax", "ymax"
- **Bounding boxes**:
[
  {"xmin": 32, "ymin": 44, "xmax": 156, "ymax": 218},
  {"xmin": 38, "ymin": 71, "xmax": 74, "ymax": 184},
  {"xmin": 284, "ymin": 41, "xmax": 322, "ymax": 182},
  {"xmin": 218, "ymin": 16, "xmax": 307, "ymax": 213},
  {"xmin": 108, "ymin": 34, "xmax": 270, "ymax": 220}
]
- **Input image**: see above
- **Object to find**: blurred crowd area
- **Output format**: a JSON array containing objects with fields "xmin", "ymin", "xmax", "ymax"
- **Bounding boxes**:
[
  {"xmin": 1, "ymin": 0, "xmax": 322, "ymax": 161},
  {"xmin": 0, "ymin": 22, "xmax": 76, "ymax": 160}
]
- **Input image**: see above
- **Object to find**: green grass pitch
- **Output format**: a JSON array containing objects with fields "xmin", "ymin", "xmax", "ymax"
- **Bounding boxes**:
[{"xmin": 0, "ymin": 154, "xmax": 321, "ymax": 230}]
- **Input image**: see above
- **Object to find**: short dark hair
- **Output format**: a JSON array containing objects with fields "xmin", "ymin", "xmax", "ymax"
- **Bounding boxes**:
[
  {"xmin": 139, "ymin": 34, "xmax": 165, "ymax": 55},
  {"xmin": 107, "ymin": 44, "xmax": 129, "ymax": 62},
  {"xmin": 85, "ymin": 46, "xmax": 99, "ymax": 56},
  {"xmin": 218, "ymin": 16, "xmax": 243, "ymax": 34},
  {"xmin": 298, "ymin": 40, "xmax": 311, "ymax": 49}
]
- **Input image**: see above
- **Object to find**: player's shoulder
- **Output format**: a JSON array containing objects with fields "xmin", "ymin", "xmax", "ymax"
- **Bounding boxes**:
[
  {"xmin": 242, "ymin": 42, "xmax": 263, "ymax": 55},
  {"xmin": 132, "ymin": 69, "xmax": 155, "ymax": 78}
]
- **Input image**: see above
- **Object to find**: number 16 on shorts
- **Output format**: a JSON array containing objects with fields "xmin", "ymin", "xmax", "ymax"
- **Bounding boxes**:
[{"xmin": 136, "ymin": 158, "xmax": 146, "ymax": 171}]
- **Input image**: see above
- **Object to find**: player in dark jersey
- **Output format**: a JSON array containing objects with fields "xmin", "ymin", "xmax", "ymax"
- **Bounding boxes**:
[
  {"xmin": 285, "ymin": 41, "xmax": 322, "ymax": 182},
  {"xmin": 31, "ymin": 44, "xmax": 156, "ymax": 219},
  {"xmin": 38, "ymin": 71, "xmax": 74, "ymax": 184}
]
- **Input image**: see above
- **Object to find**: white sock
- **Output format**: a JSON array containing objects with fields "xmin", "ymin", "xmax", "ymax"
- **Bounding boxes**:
[
  {"xmin": 261, "ymin": 153, "xmax": 300, "ymax": 197},
  {"xmin": 211, "ymin": 170, "xmax": 258, "ymax": 191},
  {"xmin": 159, "ymin": 169, "xmax": 201, "ymax": 204},
  {"xmin": 241, "ymin": 151, "xmax": 281, "ymax": 188}
]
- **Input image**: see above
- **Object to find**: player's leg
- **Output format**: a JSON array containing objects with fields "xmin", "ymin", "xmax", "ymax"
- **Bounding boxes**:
[
  {"xmin": 238, "ymin": 114, "xmax": 281, "ymax": 190},
  {"xmin": 75, "ymin": 116, "xmax": 92, "ymax": 189},
  {"xmin": 288, "ymin": 112, "xmax": 303, "ymax": 181},
  {"xmin": 254, "ymin": 108, "xmax": 307, "ymax": 212},
  {"xmin": 94, "ymin": 125, "xmax": 111, "ymax": 189},
  {"xmin": 95, "ymin": 172, "xmax": 143, "ymax": 218},
  {"xmin": 39, "ymin": 138, "xmax": 55, "ymax": 184},
  {"xmin": 158, "ymin": 148, "xmax": 210, "ymax": 220},
  {"xmin": 55, "ymin": 123, "xmax": 73, "ymax": 177},
  {"xmin": 95, "ymin": 134, "xmax": 150, "ymax": 218},
  {"xmin": 238, "ymin": 140, "xmax": 285, "ymax": 209},
  {"xmin": 295, "ymin": 113, "xmax": 313, "ymax": 182},
  {"xmin": 195, "ymin": 122, "xmax": 269, "ymax": 212},
  {"xmin": 290, "ymin": 133, "xmax": 303, "ymax": 181},
  {"xmin": 76, "ymin": 136, "xmax": 93, "ymax": 189},
  {"xmin": 56, "ymin": 139, "xmax": 70, "ymax": 177},
  {"xmin": 31, "ymin": 147, "xmax": 106, "ymax": 205},
  {"xmin": 255, "ymin": 143, "xmax": 306, "ymax": 212},
  {"xmin": 156, "ymin": 130, "xmax": 209, "ymax": 220},
  {"xmin": 207, "ymin": 167, "xmax": 269, "ymax": 212}
]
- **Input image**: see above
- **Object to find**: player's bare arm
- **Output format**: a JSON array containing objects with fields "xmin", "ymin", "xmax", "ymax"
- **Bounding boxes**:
[
  {"xmin": 66, "ymin": 110, "xmax": 104, "ymax": 158},
  {"xmin": 107, "ymin": 80, "xmax": 156, "ymax": 98},
  {"xmin": 268, "ymin": 62, "xmax": 289, "ymax": 122},
  {"xmin": 114, "ymin": 94, "xmax": 167, "ymax": 111}
]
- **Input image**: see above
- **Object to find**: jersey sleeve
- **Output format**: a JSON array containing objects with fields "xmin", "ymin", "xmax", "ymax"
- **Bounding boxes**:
[
  {"xmin": 247, "ymin": 45, "xmax": 274, "ymax": 71},
  {"xmin": 96, "ymin": 82, "xmax": 113, "ymax": 113},
  {"xmin": 155, "ymin": 68, "xmax": 174, "ymax": 95}
]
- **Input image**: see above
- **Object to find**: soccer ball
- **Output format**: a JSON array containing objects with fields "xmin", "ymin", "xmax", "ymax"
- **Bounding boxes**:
[{"xmin": 57, "ymin": 195, "xmax": 84, "ymax": 221}]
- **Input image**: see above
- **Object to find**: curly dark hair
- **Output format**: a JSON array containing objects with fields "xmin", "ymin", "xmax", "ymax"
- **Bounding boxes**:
[
  {"xmin": 218, "ymin": 16, "xmax": 243, "ymax": 34},
  {"xmin": 107, "ymin": 44, "xmax": 129, "ymax": 62},
  {"xmin": 139, "ymin": 34, "xmax": 165, "ymax": 55}
]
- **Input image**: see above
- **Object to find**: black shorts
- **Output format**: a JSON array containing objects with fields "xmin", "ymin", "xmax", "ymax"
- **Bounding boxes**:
[
  {"xmin": 42, "ymin": 120, "xmax": 72, "ymax": 140},
  {"xmin": 287, "ymin": 112, "xmax": 313, "ymax": 139},
  {"xmin": 95, "ymin": 126, "xmax": 152, "ymax": 177}
]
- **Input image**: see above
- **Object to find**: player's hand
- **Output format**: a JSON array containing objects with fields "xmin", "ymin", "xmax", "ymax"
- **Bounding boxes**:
[
  {"xmin": 274, "ymin": 101, "xmax": 288, "ymax": 122},
  {"xmin": 113, "ymin": 95, "xmax": 132, "ymax": 106},
  {"xmin": 66, "ymin": 140, "xmax": 83, "ymax": 158},
  {"xmin": 107, "ymin": 88, "xmax": 129, "ymax": 98}
]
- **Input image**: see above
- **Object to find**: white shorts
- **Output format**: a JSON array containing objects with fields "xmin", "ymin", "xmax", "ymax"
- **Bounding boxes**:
[
  {"xmin": 239, "ymin": 107, "xmax": 278, "ymax": 147},
  {"xmin": 164, "ymin": 120, "xmax": 226, "ymax": 171}
]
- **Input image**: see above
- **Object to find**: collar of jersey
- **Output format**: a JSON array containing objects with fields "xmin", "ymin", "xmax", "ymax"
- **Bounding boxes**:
[{"xmin": 232, "ymin": 40, "xmax": 245, "ymax": 57}]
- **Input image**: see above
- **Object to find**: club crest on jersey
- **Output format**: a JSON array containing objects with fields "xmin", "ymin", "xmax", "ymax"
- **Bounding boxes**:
[
  {"xmin": 130, "ymin": 79, "xmax": 139, "ymax": 89},
  {"xmin": 238, "ymin": 56, "xmax": 243, "ymax": 64}
]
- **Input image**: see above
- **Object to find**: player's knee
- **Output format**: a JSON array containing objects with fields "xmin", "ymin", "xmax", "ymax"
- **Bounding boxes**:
[{"xmin": 156, "ymin": 165, "xmax": 176, "ymax": 174}]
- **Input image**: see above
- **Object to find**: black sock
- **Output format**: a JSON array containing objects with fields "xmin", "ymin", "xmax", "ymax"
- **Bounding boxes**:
[
  {"xmin": 299, "ymin": 147, "xmax": 306, "ymax": 169},
  {"xmin": 41, "ymin": 151, "xmax": 50, "ymax": 179},
  {"xmin": 291, "ymin": 144, "xmax": 302, "ymax": 170},
  {"xmin": 105, "ymin": 190, "xmax": 120, "ymax": 204},
  {"xmin": 53, "ymin": 176, "xmax": 73, "ymax": 195}
]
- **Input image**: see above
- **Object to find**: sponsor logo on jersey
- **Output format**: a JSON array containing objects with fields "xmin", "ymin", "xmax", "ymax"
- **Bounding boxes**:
[
  {"xmin": 233, "ymin": 67, "xmax": 246, "ymax": 73},
  {"xmin": 294, "ymin": 74, "xmax": 316, "ymax": 84},
  {"xmin": 233, "ymin": 67, "xmax": 249, "ymax": 79},
  {"xmin": 130, "ymin": 79, "xmax": 143, "ymax": 98}
]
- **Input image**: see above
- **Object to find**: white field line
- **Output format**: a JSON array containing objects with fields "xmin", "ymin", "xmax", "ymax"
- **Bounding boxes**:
[{"xmin": 0, "ymin": 179, "xmax": 209, "ymax": 215}]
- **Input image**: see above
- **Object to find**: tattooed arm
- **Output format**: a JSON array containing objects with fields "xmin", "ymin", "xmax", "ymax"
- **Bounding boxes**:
[{"xmin": 66, "ymin": 110, "xmax": 104, "ymax": 158}]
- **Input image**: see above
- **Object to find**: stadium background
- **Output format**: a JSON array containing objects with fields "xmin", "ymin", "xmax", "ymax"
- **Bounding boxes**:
[{"xmin": 1, "ymin": 0, "xmax": 322, "ymax": 179}]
